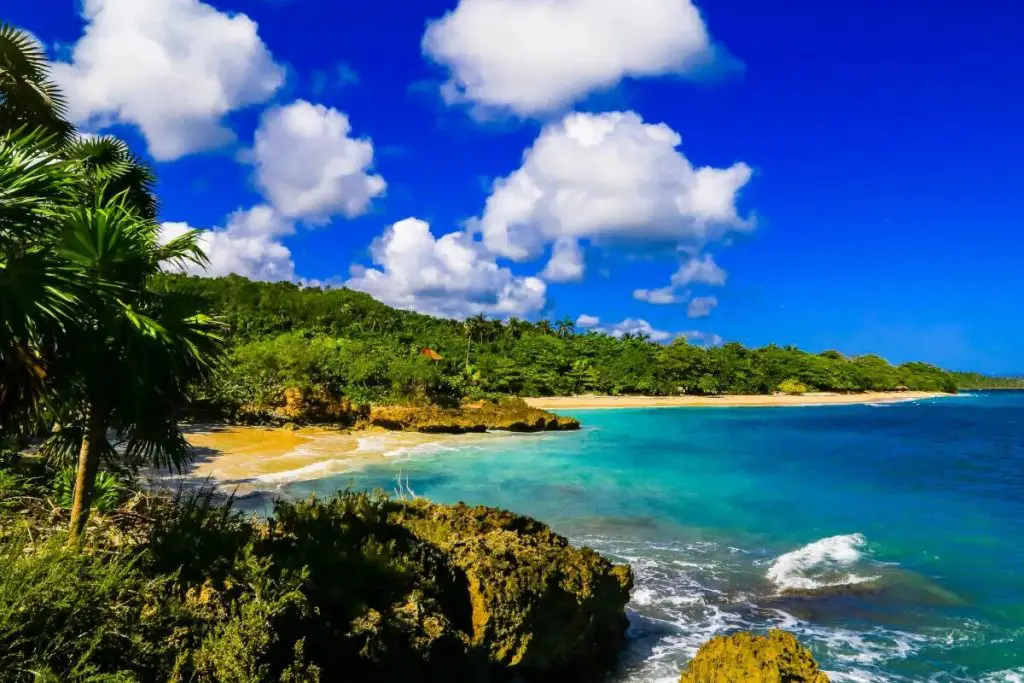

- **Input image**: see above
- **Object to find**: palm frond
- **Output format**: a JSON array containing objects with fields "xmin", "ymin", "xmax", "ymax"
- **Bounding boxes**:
[
  {"xmin": 63, "ymin": 135, "xmax": 158, "ymax": 219},
  {"xmin": 0, "ymin": 22, "xmax": 72, "ymax": 143}
]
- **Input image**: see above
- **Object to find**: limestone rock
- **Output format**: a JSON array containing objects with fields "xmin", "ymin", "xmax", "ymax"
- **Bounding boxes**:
[
  {"xmin": 679, "ymin": 630, "xmax": 830, "ymax": 683},
  {"xmin": 391, "ymin": 500, "xmax": 633, "ymax": 680}
]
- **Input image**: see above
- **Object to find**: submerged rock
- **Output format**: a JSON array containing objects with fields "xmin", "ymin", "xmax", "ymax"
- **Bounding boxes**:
[
  {"xmin": 679, "ymin": 630, "xmax": 830, "ymax": 682},
  {"xmin": 391, "ymin": 500, "xmax": 633, "ymax": 680}
]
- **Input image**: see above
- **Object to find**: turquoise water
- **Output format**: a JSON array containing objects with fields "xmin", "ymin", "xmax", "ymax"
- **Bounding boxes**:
[{"xmin": 279, "ymin": 393, "xmax": 1024, "ymax": 682}]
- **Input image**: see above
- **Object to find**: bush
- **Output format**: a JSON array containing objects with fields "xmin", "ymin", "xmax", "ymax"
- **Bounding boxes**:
[
  {"xmin": 52, "ymin": 467, "xmax": 123, "ymax": 514},
  {"xmin": 778, "ymin": 378, "xmax": 809, "ymax": 395}
]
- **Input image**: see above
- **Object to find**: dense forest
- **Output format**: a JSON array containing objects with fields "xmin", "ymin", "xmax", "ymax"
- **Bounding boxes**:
[
  {"xmin": 159, "ymin": 274, "xmax": 963, "ymax": 420},
  {"xmin": 949, "ymin": 372, "xmax": 1024, "ymax": 390}
]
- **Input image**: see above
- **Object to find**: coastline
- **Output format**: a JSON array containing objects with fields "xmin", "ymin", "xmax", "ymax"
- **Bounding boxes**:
[
  {"xmin": 524, "ymin": 391, "xmax": 950, "ymax": 410},
  {"xmin": 161, "ymin": 425, "xmax": 514, "ymax": 495}
]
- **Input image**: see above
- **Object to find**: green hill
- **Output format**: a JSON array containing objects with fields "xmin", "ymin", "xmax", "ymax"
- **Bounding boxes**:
[{"xmin": 156, "ymin": 274, "xmax": 962, "ymax": 421}]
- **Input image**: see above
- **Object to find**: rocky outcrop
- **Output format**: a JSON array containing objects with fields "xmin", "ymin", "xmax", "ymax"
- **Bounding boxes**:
[
  {"xmin": 390, "ymin": 500, "xmax": 633, "ymax": 681},
  {"xmin": 679, "ymin": 630, "xmax": 830, "ymax": 682},
  {"xmin": 238, "ymin": 386, "xmax": 369, "ymax": 425},
  {"xmin": 368, "ymin": 399, "xmax": 580, "ymax": 434}
]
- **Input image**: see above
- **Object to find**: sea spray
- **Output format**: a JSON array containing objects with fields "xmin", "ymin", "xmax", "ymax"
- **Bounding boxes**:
[{"xmin": 766, "ymin": 533, "xmax": 879, "ymax": 592}]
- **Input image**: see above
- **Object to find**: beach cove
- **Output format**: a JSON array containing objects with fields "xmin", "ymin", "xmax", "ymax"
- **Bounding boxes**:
[{"xmin": 172, "ymin": 392, "xmax": 1024, "ymax": 682}]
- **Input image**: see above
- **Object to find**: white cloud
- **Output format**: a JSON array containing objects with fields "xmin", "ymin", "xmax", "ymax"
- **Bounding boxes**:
[
  {"xmin": 594, "ymin": 317, "xmax": 676, "ymax": 343},
  {"xmin": 541, "ymin": 238, "xmax": 585, "ymax": 282},
  {"xmin": 251, "ymin": 100, "xmax": 386, "ymax": 222},
  {"xmin": 423, "ymin": 0, "xmax": 717, "ymax": 116},
  {"xmin": 53, "ymin": 0, "xmax": 284, "ymax": 160},
  {"xmin": 160, "ymin": 205, "xmax": 295, "ymax": 282},
  {"xmin": 634, "ymin": 254, "xmax": 726, "ymax": 305},
  {"xmin": 346, "ymin": 218, "xmax": 546, "ymax": 319},
  {"xmin": 576, "ymin": 314, "xmax": 601, "ymax": 328},
  {"xmin": 633, "ymin": 286, "xmax": 685, "ymax": 305},
  {"xmin": 681, "ymin": 330, "xmax": 724, "ymax": 346},
  {"xmin": 687, "ymin": 295, "xmax": 718, "ymax": 318},
  {"xmin": 479, "ymin": 111, "xmax": 753, "ymax": 261},
  {"xmin": 673, "ymin": 254, "xmax": 727, "ymax": 287}
]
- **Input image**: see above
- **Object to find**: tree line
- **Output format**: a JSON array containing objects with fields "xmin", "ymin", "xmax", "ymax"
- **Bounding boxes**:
[{"xmin": 165, "ymin": 274, "xmax": 963, "ymax": 419}]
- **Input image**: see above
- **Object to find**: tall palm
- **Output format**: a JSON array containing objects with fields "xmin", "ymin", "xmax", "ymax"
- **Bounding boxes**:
[
  {"xmin": 42, "ymin": 194, "xmax": 221, "ymax": 542},
  {"xmin": 536, "ymin": 319, "xmax": 553, "ymax": 335},
  {"xmin": 556, "ymin": 317, "xmax": 575, "ymax": 339},
  {"xmin": 0, "ymin": 22, "xmax": 73, "ymax": 142}
]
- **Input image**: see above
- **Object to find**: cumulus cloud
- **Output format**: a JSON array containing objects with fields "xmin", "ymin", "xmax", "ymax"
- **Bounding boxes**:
[
  {"xmin": 633, "ymin": 286, "xmax": 685, "ymax": 305},
  {"xmin": 593, "ymin": 317, "xmax": 676, "ymax": 343},
  {"xmin": 687, "ymin": 295, "xmax": 718, "ymax": 318},
  {"xmin": 673, "ymin": 254, "xmax": 727, "ymax": 287},
  {"xmin": 251, "ymin": 100, "xmax": 386, "ymax": 222},
  {"xmin": 160, "ymin": 205, "xmax": 295, "ymax": 282},
  {"xmin": 53, "ymin": 0, "xmax": 284, "ymax": 160},
  {"xmin": 479, "ymin": 111, "xmax": 753, "ymax": 261},
  {"xmin": 576, "ymin": 314, "xmax": 601, "ymax": 328},
  {"xmin": 634, "ymin": 254, "xmax": 727, "ymax": 305},
  {"xmin": 346, "ymin": 218, "xmax": 546, "ymax": 319},
  {"xmin": 422, "ymin": 0, "xmax": 718, "ymax": 116},
  {"xmin": 681, "ymin": 330, "xmax": 724, "ymax": 346},
  {"xmin": 541, "ymin": 238, "xmax": 585, "ymax": 282}
]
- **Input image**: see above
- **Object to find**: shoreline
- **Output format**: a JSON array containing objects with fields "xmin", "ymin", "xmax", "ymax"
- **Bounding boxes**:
[
  {"xmin": 159, "ymin": 425, "xmax": 516, "ymax": 495},
  {"xmin": 524, "ymin": 391, "xmax": 950, "ymax": 410}
]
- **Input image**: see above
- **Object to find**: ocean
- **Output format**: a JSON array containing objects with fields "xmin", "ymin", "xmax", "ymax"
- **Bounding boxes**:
[{"xmin": 277, "ymin": 392, "xmax": 1024, "ymax": 682}]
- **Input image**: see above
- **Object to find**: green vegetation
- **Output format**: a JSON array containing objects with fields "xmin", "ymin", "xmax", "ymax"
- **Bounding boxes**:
[
  {"xmin": 162, "ymin": 275, "xmax": 959, "ymax": 421},
  {"xmin": 0, "ymin": 468, "xmax": 631, "ymax": 683},
  {"xmin": 777, "ymin": 379, "xmax": 809, "ymax": 396},
  {"xmin": 949, "ymin": 372, "xmax": 1024, "ymax": 390},
  {"xmin": 0, "ymin": 23, "xmax": 221, "ymax": 540}
]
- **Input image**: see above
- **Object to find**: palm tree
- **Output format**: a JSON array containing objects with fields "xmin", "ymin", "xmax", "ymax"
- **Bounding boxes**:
[
  {"xmin": 43, "ymin": 193, "xmax": 220, "ymax": 542},
  {"xmin": 64, "ymin": 134, "xmax": 158, "ymax": 219},
  {"xmin": 0, "ymin": 130, "xmax": 84, "ymax": 427},
  {"xmin": 536, "ymin": 319, "xmax": 553, "ymax": 335},
  {"xmin": 505, "ymin": 316, "xmax": 524, "ymax": 340},
  {"xmin": 0, "ymin": 23, "xmax": 222, "ymax": 542},
  {"xmin": 556, "ymin": 317, "xmax": 575, "ymax": 339},
  {"xmin": 0, "ymin": 22, "xmax": 73, "ymax": 142}
]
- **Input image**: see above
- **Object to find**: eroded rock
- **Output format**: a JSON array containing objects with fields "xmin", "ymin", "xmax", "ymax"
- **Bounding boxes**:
[{"xmin": 679, "ymin": 630, "xmax": 830, "ymax": 683}]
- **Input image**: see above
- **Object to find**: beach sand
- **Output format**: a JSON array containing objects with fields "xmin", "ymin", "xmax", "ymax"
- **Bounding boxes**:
[
  {"xmin": 524, "ymin": 391, "xmax": 949, "ymax": 410},
  {"xmin": 159, "ymin": 426, "xmax": 498, "ymax": 495}
]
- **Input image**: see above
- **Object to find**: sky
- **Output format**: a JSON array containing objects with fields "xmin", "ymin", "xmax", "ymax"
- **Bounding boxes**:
[{"xmin": 9, "ymin": 0, "xmax": 1023, "ymax": 373}]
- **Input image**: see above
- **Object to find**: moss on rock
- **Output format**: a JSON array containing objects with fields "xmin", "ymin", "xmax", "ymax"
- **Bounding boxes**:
[
  {"xmin": 390, "ymin": 500, "xmax": 633, "ymax": 680},
  {"xmin": 679, "ymin": 630, "xmax": 830, "ymax": 682}
]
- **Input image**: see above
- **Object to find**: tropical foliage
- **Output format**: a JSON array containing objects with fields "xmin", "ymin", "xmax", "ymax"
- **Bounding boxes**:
[
  {"xmin": 0, "ymin": 23, "xmax": 221, "ymax": 541},
  {"xmin": 160, "ymin": 274, "xmax": 960, "ymax": 422}
]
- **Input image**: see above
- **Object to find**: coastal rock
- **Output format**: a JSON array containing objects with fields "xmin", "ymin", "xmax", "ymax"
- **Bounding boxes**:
[
  {"xmin": 391, "ymin": 499, "xmax": 634, "ymax": 680},
  {"xmin": 679, "ymin": 630, "xmax": 829, "ymax": 683},
  {"xmin": 240, "ymin": 386, "xmax": 369, "ymax": 425},
  {"xmin": 369, "ymin": 399, "xmax": 580, "ymax": 434}
]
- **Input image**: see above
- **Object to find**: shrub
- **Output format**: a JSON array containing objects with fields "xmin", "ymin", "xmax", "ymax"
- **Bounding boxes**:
[
  {"xmin": 778, "ymin": 378, "xmax": 809, "ymax": 395},
  {"xmin": 52, "ymin": 467, "xmax": 123, "ymax": 514}
]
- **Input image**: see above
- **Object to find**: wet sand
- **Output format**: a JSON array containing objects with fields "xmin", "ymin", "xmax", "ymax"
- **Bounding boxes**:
[
  {"xmin": 155, "ymin": 425, "xmax": 501, "ymax": 495},
  {"xmin": 524, "ymin": 391, "xmax": 949, "ymax": 410}
]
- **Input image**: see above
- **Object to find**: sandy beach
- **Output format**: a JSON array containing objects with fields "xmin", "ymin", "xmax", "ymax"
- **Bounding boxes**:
[
  {"xmin": 155, "ymin": 425, "xmax": 506, "ymax": 495},
  {"xmin": 524, "ymin": 391, "xmax": 949, "ymax": 410}
]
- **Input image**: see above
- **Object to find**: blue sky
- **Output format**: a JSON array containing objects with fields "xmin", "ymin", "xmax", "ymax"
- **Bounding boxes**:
[{"xmin": 10, "ymin": 0, "xmax": 1023, "ymax": 373}]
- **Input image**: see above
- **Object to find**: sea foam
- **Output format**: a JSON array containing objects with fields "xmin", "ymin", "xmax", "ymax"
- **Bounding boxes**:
[{"xmin": 766, "ymin": 533, "xmax": 878, "ymax": 591}]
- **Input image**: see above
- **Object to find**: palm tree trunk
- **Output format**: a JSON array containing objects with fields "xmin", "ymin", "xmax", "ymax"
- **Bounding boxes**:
[{"xmin": 68, "ymin": 401, "xmax": 105, "ymax": 545}]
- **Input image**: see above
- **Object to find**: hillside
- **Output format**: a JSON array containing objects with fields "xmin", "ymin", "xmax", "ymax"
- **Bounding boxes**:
[
  {"xmin": 157, "ymin": 274, "xmax": 961, "ymax": 422},
  {"xmin": 949, "ymin": 372, "xmax": 1024, "ymax": 390}
]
